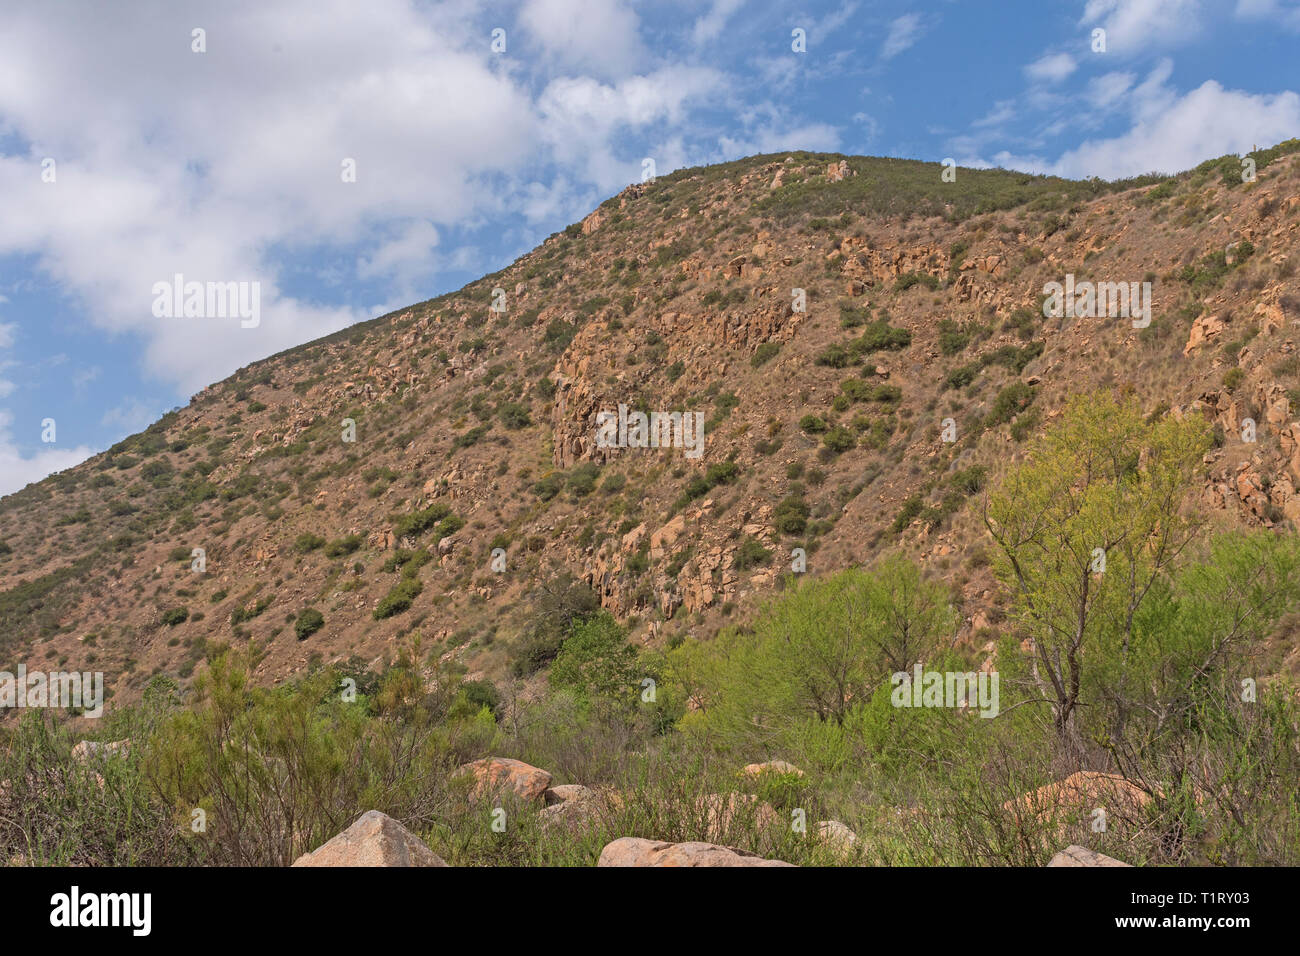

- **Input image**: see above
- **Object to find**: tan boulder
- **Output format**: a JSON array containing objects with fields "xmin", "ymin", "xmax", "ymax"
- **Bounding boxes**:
[
  {"xmin": 456, "ymin": 757, "xmax": 553, "ymax": 803},
  {"xmin": 815, "ymin": 820, "xmax": 857, "ymax": 852},
  {"xmin": 71, "ymin": 739, "xmax": 130, "ymax": 762},
  {"xmin": 741, "ymin": 760, "xmax": 804, "ymax": 778},
  {"xmin": 695, "ymin": 792, "xmax": 781, "ymax": 840},
  {"xmin": 1046, "ymin": 845, "xmax": 1131, "ymax": 867},
  {"xmin": 291, "ymin": 811, "xmax": 447, "ymax": 867},
  {"xmin": 539, "ymin": 785, "xmax": 609, "ymax": 827},
  {"xmin": 597, "ymin": 838, "xmax": 794, "ymax": 867},
  {"xmin": 1005, "ymin": 771, "xmax": 1151, "ymax": 828}
]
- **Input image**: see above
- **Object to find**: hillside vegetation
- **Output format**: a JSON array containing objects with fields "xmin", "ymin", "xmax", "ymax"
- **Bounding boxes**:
[{"xmin": 3, "ymin": 144, "xmax": 1300, "ymax": 865}]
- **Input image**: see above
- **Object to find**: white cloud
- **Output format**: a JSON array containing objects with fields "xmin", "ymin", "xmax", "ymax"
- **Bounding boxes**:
[
  {"xmin": 1081, "ymin": 0, "xmax": 1203, "ymax": 53},
  {"xmin": 1235, "ymin": 0, "xmax": 1300, "ymax": 29},
  {"xmin": 995, "ymin": 68, "xmax": 1300, "ymax": 179},
  {"xmin": 0, "ymin": 0, "xmax": 544, "ymax": 396},
  {"xmin": 0, "ymin": 323, "xmax": 14, "ymax": 349},
  {"xmin": 880, "ymin": 14, "xmax": 924, "ymax": 60},
  {"xmin": 1025, "ymin": 53, "xmax": 1078, "ymax": 84},
  {"xmin": 101, "ymin": 398, "xmax": 159, "ymax": 433},
  {"xmin": 0, "ymin": 0, "xmax": 732, "ymax": 404},
  {"xmin": 0, "ymin": 409, "xmax": 95, "ymax": 497},
  {"xmin": 519, "ymin": 0, "xmax": 645, "ymax": 79},
  {"xmin": 537, "ymin": 67, "xmax": 726, "ymax": 192},
  {"xmin": 717, "ymin": 121, "xmax": 841, "ymax": 158},
  {"xmin": 972, "ymin": 100, "xmax": 1018, "ymax": 129},
  {"xmin": 1086, "ymin": 71, "xmax": 1137, "ymax": 108},
  {"xmin": 692, "ymin": 0, "xmax": 746, "ymax": 44},
  {"xmin": 357, "ymin": 220, "xmax": 440, "ymax": 283}
]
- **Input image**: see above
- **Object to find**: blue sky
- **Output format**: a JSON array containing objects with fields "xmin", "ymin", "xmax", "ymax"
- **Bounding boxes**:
[{"xmin": 0, "ymin": 0, "xmax": 1297, "ymax": 494}]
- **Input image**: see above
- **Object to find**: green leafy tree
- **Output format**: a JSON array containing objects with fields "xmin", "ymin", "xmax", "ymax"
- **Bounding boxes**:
[
  {"xmin": 982, "ymin": 392, "xmax": 1258, "ymax": 743},
  {"xmin": 549, "ymin": 612, "xmax": 642, "ymax": 713}
]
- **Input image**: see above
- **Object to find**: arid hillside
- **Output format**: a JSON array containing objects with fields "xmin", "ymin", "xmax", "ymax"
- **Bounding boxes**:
[{"xmin": 4, "ymin": 143, "xmax": 1300, "ymax": 716}]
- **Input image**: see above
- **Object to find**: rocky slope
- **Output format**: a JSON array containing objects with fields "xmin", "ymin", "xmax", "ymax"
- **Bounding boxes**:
[{"xmin": 3, "ymin": 144, "xmax": 1300, "ymax": 716}]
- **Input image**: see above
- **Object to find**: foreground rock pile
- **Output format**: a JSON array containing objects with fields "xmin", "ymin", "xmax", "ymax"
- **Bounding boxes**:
[{"xmin": 283, "ymin": 755, "xmax": 1135, "ymax": 867}]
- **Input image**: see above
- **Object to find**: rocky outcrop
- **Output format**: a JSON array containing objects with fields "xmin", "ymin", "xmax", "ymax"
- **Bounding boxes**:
[
  {"xmin": 597, "ymin": 838, "xmax": 794, "ymax": 867},
  {"xmin": 1184, "ymin": 313, "xmax": 1228, "ymax": 354},
  {"xmin": 291, "ymin": 811, "xmax": 447, "ymax": 867},
  {"xmin": 1046, "ymin": 845, "xmax": 1131, "ymax": 867}
]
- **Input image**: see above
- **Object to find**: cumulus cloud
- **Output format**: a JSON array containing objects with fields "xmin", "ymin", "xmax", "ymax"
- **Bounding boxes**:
[
  {"xmin": 357, "ymin": 220, "xmax": 440, "ymax": 284},
  {"xmin": 1085, "ymin": 71, "xmax": 1138, "ymax": 108},
  {"xmin": 0, "ymin": 0, "xmax": 734, "ymax": 402},
  {"xmin": 994, "ymin": 63, "xmax": 1300, "ymax": 179},
  {"xmin": 537, "ymin": 66, "xmax": 726, "ymax": 191},
  {"xmin": 1080, "ymin": 0, "xmax": 1203, "ymax": 54},
  {"xmin": 519, "ymin": 0, "xmax": 646, "ymax": 79},
  {"xmin": 692, "ymin": 0, "xmax": 746, "ymax": 45}
]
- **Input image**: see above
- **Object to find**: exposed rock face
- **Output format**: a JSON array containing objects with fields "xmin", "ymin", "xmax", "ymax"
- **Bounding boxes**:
[
  {"xmin": 597, "ymin": 837, "xmax": 794, "ymax": 867},
  {"xmin": 291, "ymin": 810, "xmax": 447, "ymax": 867},
  {"xmin": 1184, "ymin": 313, "xmax": 1228, "ymax": 354},
  {"xmin": 549, "ymin": 300, "xmax": 804, "ymax": 473},
  {"xmin": 456, "ymin": 757, "xmax": 553, "ymax": 803},
  {"xmin": 1046, "ymin": 845, "xmax": 1132, "ymax": 867}
]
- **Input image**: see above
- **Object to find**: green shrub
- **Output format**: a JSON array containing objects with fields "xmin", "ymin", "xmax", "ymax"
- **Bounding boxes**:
[
  {"xmin": 374, "ymin": 574, "xmax": 423, "ymax": 619},
  {"xmin": 295, "ymin": 608, "xmax": 325, "ymax": 640},
  {"xmin": 734, "ymin": 536, "xmax": 773, "ymax": 571},
  {"xmin": 295, "ymin": 533, "xmax": 326, "ymax": 554},
  {"xmin": 160, "ymin": 607, "xmax": 189, "ymax": 627},
  {"xmin": 323, "ymin": 534, "xmax": 363, "ymax": 558},
  {"xmin": 752, "ymin": 342, "xmax": 781, "ymax": 367},
  {"xmin": 391, "ymin": 503, "xmax": 452, "ymax": 538},
  {"xmin": 823, "ymin": 425, "xmax": 856, "ymax": 453},
  {"xmin": 987, "ymin": 382, "xmax": 1037, "ymax": 427},
  {"xmin": 773, "ymin": 496, "xmax": 810, "ymax": 535},
  {"xmin": 499, "ymin": 402, "xmax": 532, "ymax": 430}
]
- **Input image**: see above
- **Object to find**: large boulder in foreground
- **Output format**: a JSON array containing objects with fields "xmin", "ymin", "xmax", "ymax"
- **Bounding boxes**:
[
  {"xmin": 597, "ymin": 837, "xmax": 794, "ymax": 868},
  {"xmin": 1046, "ymin": 845, "xmax": 1131, "ymax": 867},
  {"xmin": 456, "ymin": 757, "xmax": 553, "ymax": 803},
  {"xmin": 292, "ymin": 811, "xmax": 447, "ymax": 867}
]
